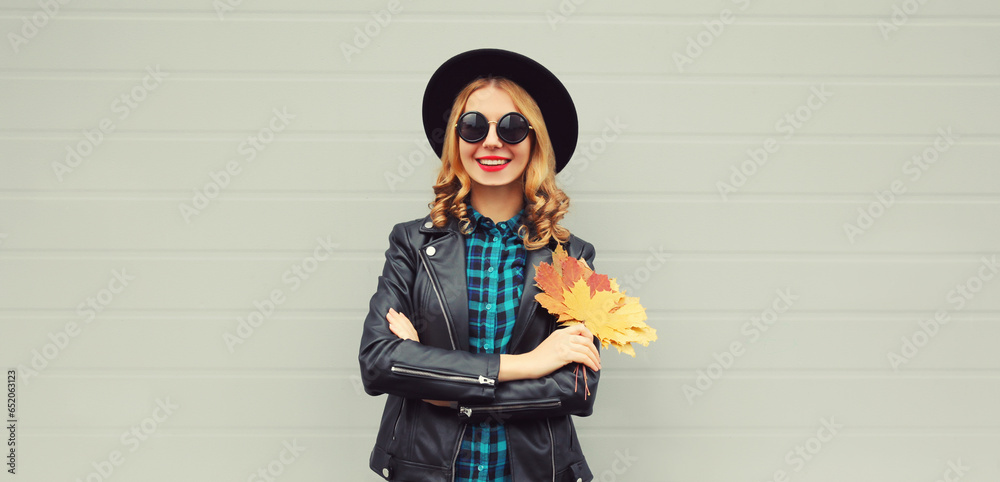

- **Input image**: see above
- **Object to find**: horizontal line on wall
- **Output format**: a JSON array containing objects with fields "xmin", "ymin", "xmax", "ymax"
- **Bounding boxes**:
[
  {"xmin": 17, "ymin": 369, "xmax": 1000, "ymax": 379},
  {"xmin": 1, "ymin": 71, "xmax": 999, "ymax": 85},
  {"xmin": 0, "ymin": 310, "xmax": 997, "ymax": 321},
  {"xmin": 607, "ymin": 370, "xmax": 1000, "ymax": 379},
  {"xmin": 1, "ymin": 11, "xmax": 1000, "ymax": 24},
  {"xmin": 1, "ymin": 131, "xmax": 998, "ymax": 144},
  {"xmin": 577, "ymin": 427, "xmax": 1000, "ymax": 437},
  {"xmin": 0, "ymin": 250, "xmax": 997, "ymax": 261},
  {"xmin": 17, "ymin": 427, "xmax": 1000, "ymax": 438},
  {"xmin": 18, "ymin": 428, "xmax": 375, "ymax": 438},
  {"xmin": 1, "ymin": 192, "xmax": 999, "ymax": 202}
]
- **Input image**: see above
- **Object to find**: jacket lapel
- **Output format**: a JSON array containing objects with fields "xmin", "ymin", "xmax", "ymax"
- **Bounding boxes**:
[
  {"xmin": 420, "ymin": 219, "xmax": 470, "ymax": 351},
  {"xmin": 510, "ymin": 244, "xmax": 552, "ymax": 352}
]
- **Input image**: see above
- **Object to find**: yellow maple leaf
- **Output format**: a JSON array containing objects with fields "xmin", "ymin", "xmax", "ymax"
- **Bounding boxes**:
[{"xmin": 533, "ymin": 245, "xmax": 657, "ymax": 357}]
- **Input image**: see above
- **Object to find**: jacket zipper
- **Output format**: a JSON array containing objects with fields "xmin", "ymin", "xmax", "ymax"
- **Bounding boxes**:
[
  {"xmin": 546, "ymin": 419, "xmax": 555, "ymax": 482},
  {"xmin": 450, "ymin": 423, "xmax": 466, "ymax": 482},
  {"xmin": 390, "ymin": 365, "xmax": 495, "ymax": 386},
  {"xmin": 389, "ymin": 399, "xmax": 403, "ymax": 442},
  {"xmin": 458, "ymin": 399, "xmax": 561, "ymax": 418},
  {"xmin": 419, "ymin": 251, "xmax": 459, "ymax": 350}
]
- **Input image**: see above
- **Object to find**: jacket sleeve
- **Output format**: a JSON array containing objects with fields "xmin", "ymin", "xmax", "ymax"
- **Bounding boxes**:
[
  {"xmin": 358, "ymin": 222, "xmax": 501, "ymax": 403},
  {"xmin": 457, "ymin": 240, "xmax": 602, "ymax": 423}
]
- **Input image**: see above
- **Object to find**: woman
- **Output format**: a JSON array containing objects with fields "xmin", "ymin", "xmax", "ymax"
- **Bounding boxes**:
[{"xmin": 359, "ymin": 48, "xmax": 602, "ymax": 481}]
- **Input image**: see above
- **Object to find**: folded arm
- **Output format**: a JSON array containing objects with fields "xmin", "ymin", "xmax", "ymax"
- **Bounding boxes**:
[{"xmin": 358, "ymin": 224, "xmax": 501, "ymax": 403}]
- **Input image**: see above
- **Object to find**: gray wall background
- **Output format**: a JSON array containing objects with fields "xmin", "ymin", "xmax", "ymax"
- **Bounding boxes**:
[{"xmin": 1, "ymin": 1, "xmax": 998, "ymax": 481}]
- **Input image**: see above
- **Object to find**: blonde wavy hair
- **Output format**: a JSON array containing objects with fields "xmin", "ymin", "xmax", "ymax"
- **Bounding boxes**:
[{"xmin": 428, "ymin": 77, "xmax": 571, "ymax": 250}]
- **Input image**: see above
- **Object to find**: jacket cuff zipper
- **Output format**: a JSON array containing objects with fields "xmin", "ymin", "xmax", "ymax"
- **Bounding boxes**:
[{"xmin": 390, "ymin": 365, "xmax": 496, "ymax": 386}]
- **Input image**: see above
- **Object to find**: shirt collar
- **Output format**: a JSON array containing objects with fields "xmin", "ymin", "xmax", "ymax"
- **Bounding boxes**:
[{"xmin": 468, "ymin": 204, "xmax": 524, "ymax": 236}]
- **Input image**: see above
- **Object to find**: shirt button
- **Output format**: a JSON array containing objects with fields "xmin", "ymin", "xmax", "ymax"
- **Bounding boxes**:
[
  {"xmin": 487, "ymin": 266, "xmax": 493, "ymax": 273},
  {"xmin": 478, "ymin": 465, "xmax": 486, "ymax": 471},
  {"xmin": 485, "ymin": 304, "xmax": 492, "ymax": 310},
  {"xmin": 484, "ymin": 343, "xmax": 492, "ymax": 350},
  {"xmin": 492, "ymin": 236, "xmax": 498, "ymax": 242}
]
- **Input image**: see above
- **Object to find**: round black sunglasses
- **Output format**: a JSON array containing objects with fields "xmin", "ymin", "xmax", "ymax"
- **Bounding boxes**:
[{"xmin": 455, "ymin": 111, "xmax": 533, "ymax": 144}]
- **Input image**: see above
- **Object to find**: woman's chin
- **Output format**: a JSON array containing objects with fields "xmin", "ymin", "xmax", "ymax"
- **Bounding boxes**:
[{"xmin": 464, "ymin": 162, "xmax": 526, "ymax": 188}]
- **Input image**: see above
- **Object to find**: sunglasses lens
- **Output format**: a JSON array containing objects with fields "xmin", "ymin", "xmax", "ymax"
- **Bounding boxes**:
[
  {"xmin": 498, "ymin": 113, "xmax": 529, "ymax": 143},
  {"xmin": 457, "ymin": 112, "xmax": 488, "ymax": 143}
]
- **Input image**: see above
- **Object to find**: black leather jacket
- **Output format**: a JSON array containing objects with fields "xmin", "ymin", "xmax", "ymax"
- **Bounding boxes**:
[{"xmin": 359, "ymin": 215, "xmax": 600, "ymax": 481}]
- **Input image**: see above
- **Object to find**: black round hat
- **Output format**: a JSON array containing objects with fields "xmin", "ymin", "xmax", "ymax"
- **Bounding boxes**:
[{"xmin": 421, "ymin": 48, "xmax": 578, "ymax": 173}]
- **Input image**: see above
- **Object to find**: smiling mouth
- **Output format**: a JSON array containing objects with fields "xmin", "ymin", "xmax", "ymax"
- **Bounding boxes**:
[{"xmin": 477, "ymin": 157, "xmax": 511, "ymax": 166}]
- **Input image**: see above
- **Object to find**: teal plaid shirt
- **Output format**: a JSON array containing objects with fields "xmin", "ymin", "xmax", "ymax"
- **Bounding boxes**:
[{"xmin": 454, "ymin": 206, "xmax": 525, "ymax": 482}]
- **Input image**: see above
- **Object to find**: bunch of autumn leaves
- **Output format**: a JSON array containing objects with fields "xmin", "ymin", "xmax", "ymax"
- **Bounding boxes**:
[{"xmin": 534, "ymin": 245, "xmax": 657, "ymax": 358}]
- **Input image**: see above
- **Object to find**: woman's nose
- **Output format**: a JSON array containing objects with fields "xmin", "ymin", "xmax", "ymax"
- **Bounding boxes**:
[{"xmin": 481, "ymin": 123, "xmax": 503, "ymax": 148}]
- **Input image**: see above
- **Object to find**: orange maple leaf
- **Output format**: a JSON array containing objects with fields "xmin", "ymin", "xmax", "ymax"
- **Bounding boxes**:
[{"xmin": 534, "ymin": 244, "xmax": 657, "ymax": 357}]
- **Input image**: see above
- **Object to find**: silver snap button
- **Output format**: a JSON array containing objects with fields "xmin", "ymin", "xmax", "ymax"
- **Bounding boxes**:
[
  {"xmin": 382, "ymin": 467, "xmax": 390, "ymax": 477},
  {"xmin": 426, "ymin": 246, "xmax": 436, "ymax": 256},
  {"xmin": 576, "ymin": 478, "xmax": 583, "ymax": 482},
  {"xmin": 423, "ymin": 221, "xmax": 433, "ymax": 229}
]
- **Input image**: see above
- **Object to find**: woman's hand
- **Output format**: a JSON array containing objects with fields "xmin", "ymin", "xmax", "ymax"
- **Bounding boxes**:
[
  {"xmin": 500, "ymin": 324, "xmax": 601, "ymax": 381},
  {"xmin": 386, "ymin": 307, "xmax": 419, "ymax": 342}
]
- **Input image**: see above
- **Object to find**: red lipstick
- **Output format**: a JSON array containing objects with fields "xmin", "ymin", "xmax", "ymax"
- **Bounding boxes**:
[{"xmin": 476, "ymin": 156, "xmax": 511, "ymax": 172}]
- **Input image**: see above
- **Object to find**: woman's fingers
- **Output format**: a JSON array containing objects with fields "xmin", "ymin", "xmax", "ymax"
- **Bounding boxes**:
[
  {"xmin": 560, "ymin": 338, "xmax": 599, "ymax": 372},
  {"xmin": 583, "ymin": 334, "xmax": 601, "ymax": 367},
  {"xmin": 386, "ymin": 307, "xmax": 419, "ymax": 342},
  {"xmin": 574, "ymin": 342, "xmax": 601, "ymax": 372},
  {"xmin": 387, "ymin": 322, "xmax": 408, "ymax": 339},
  {"xmin": 565, "ymin": 324, "xmax": 601, "ymax": 370},
  {"xmin": 553, "ymin": 325, "xmax": 601, "ymax": 372}
]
